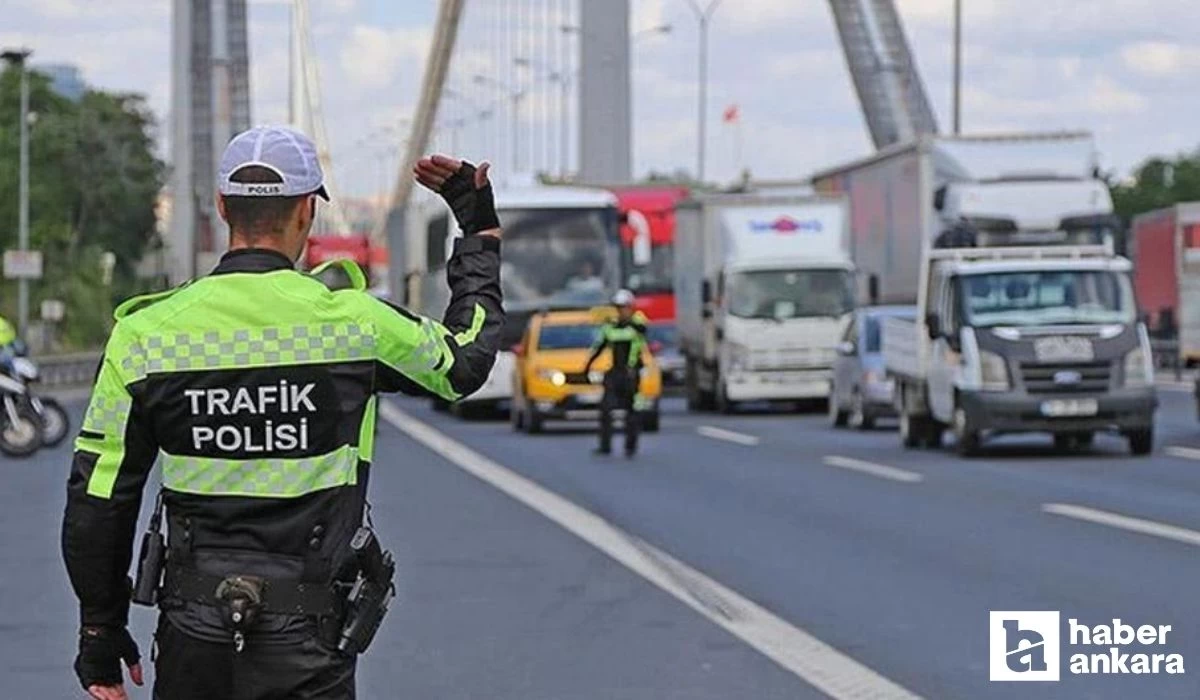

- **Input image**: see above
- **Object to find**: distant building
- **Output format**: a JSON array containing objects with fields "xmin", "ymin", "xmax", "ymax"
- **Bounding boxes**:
[{"xmin": 37, "ymin": 63, "xmax": 86, "ymax": 101}]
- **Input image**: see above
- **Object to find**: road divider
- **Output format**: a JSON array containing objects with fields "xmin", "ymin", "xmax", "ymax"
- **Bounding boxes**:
[
  {"xmin": 379, "ymin": 400, "xmax": 922, "ymax": 700},
  {"xmin": 1043, "ymin": 503, "xmax": 1200, "ymax": 548},
  {"xmin": 1164, "ymin": 446, "xmax": 1200, "ymax": 461},
  {"xmin": 823, "ymin": 455, "xmax": 924, "ymax": 483},
  {"xmin": 696, "ymin": 425, "xmax": 760, "ymax": 446}
]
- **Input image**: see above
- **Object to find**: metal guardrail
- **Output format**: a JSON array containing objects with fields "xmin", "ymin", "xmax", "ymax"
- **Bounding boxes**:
[{"xmin": 36, "ymin": 352, "xmax": 102, "ymax": 388}]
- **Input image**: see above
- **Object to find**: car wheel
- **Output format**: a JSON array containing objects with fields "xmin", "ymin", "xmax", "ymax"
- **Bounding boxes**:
[
  {"xmin": 1127, "ymin": 428, "xmax": 1153, "ymax": 456},
  {"xmin": 953, "ymin": 406, "xmax": 981, "ymax": 457},
  {"xmin": 848, "ymin": 391, "xmax": 873, "ymax": 430},
  {"xmin": 526, "ymin": 407, "xmax": 544, "ymax": 434}
]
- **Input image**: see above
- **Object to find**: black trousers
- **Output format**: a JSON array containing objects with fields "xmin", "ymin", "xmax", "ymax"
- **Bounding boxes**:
[
  {"xmin": 598, "ymin": 368, "xmax": 640, "ymax": 454},
  {"xmin": 154, "ymin": 616, "xmax": 356, "ymax": 700}
]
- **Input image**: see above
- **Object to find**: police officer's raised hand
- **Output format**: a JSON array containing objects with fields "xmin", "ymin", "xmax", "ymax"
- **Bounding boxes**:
[
  {"xmin": 75, "ymin": 626, "xmax": 143, "ymax": 699},
  {"xmin": 413, "ymin": 155, "xmax": 501, "ymax": 238}
]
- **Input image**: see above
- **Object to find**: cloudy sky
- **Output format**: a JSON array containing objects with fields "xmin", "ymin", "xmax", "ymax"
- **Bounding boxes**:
[{"xmin": 4, "ymin": 0, "xmax": 1198, "ymax": 197}]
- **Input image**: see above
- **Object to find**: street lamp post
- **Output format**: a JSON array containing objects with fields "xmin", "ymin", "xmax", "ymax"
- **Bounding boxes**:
[
  {"xmin": 683, "ymin": 1, "xmax": 722, "ymax": 183},
  {"xmin": 952, "ymin": 0, "xmax": 962, "ymax": 135},
  {"xmin": 2, "ymin": 48, "xmax": 32, "ymax": 335}
]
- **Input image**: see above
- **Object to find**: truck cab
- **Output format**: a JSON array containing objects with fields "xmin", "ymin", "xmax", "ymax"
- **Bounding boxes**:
[
  {"xmin": 887, "ymin": 240, "xmax": 1157, "ymax": 456},
  {"xmin": 676, "ymin": 195, "xmax": 855, "ymax": 412}
]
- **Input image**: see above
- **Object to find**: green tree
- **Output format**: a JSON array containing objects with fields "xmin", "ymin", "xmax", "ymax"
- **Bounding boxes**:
[
  {"xmin": 0, "ymin": 66, "xmax": 164, "ymax": 349},
  {"xmin": 1111, "ymin": 152, "xmax": 1200, "ymax": 225}
]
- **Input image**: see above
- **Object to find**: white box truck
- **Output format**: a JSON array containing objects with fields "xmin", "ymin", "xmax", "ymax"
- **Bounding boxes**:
[
  {"xmin": 675, "ymin": 194, "xmax": 854, "ymax": 411},
  {"xmin": 814, "ymin": 132, "xmax": 1156, "ymax": 455}
]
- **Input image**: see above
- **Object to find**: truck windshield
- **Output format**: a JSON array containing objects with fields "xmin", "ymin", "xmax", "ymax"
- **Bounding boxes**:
[
  {"xmin": 727, "ymin": 269, "xmax": 854, "ymax": 320},
  {"xmin": 958, "ymin": 270, "xmax": 1134, "ymax": 327},
  {"xmin": 499, "ymin": 207, "xmax": 619, "ymax": 308}
]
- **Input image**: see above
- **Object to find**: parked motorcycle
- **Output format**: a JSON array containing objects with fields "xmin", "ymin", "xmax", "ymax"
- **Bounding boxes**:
[
  {"xmin": 0, "ymin": 367, "xmax": 42, "ymax": 457},
  {"xmin": 9, "ymin": 356, "xmax": 69, "ymax": 447}
]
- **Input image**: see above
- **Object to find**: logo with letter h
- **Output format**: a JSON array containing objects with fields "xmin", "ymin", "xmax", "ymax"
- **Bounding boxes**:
[{"xmin": 990, "ymin": 611, "xmax": 1061, "ymax": 681}]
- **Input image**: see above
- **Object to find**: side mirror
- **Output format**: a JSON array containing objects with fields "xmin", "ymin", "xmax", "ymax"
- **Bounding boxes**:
[
  {"xmin": 702, "ymin": 305, "xmax": 713, "ymax": 319},
  {"xmin": 627, "ymin": 209, "xmax": 652, "ymax": 266},
  {"xmin": 836, "ymin": 341, "xmax": 856, "ymax": 356},
  {"xmin": 925, "ymin": 313, "xmax": 941, "ymax": 340},
  {"xmin": 701, "ymin": 279, "xmax": 712, "ymax": 304},
  {"xmin": 867, "ymin": 274, "xmax": 880, "ymax": 306},
  {"xmin": 933, "ymin": 186, "xmax": 948, "ymax": 212}
]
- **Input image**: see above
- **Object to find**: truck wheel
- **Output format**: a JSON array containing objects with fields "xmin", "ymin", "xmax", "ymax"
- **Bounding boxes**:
[
  {"xmin": 716, "ymin": 380, "xmax": 737, "ymax": 415},
  {"xmin": 922, "ymin": 421, "xmax": 943, "ymax": 449},
  {"xmin": 829, "ymin": 392, "xmax": 848, "ymax": 427},
  {"xmin": 899, "ymin": 412, "xmax": 921, "ymax": 449},
  {"xmin": 952, "ymin": 406, "xmax": 981, "ymax": 457},
  {"xmin": 686, "ymin": 360, "xmax": 714, "ymax": 412},
  {"xmin": 1127, "ymin": 429, "xmax": 1153, "ymax": 456},
  {"xmin": 848, "ymin": 392, "xmax": 874, "ymax": 430}
]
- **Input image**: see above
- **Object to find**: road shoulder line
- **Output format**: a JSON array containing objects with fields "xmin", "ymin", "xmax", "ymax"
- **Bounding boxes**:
[{"xmin": 379, "ymin": 400, "xmax": 921, "ymax": 700}]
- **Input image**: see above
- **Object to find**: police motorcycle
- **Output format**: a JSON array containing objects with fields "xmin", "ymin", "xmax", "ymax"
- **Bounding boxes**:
[
  {"xmin": 9, "ymin": 351, "xmax": 70, "ymax": 447},
  {"xmin": 0, "ymin": 353, "xmax": 43, "ymax": 457}
]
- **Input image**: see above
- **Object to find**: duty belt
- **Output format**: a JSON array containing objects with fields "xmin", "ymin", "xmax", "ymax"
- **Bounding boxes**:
[{"xmin": 162, "ymin": 566, "xmax": 342, "ymax": 617}]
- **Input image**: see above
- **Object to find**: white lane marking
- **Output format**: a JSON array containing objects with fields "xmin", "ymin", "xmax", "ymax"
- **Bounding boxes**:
[
  {"xmin": 1043, "ymin": 503, "xmax": 1200, "ymax": 548},
  {"xmin": 696, "ymin": 425, "xmax": 761, "ymax": 446},
  {"xmin": 824, "ymin": 456, "xmax": 924, "ymax": 484},
  {"xmin": 1165, "ymin": 446, "xmax": 1200, "ymax": 461},
  {"xmin": 380, "ymin": 401, "xmax": 921, "ymax": 700}
]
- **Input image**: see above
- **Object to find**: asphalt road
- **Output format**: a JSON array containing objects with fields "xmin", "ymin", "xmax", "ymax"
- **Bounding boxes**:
[{"xmin": 8, "ymin": 382, "xmax": 1200, "ymax": 698}]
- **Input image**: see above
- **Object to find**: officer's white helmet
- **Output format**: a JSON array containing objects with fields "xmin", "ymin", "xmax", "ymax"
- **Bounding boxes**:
[{"xmin": 612, "ymin": 289, "xmax": 635, "ymax": 307}]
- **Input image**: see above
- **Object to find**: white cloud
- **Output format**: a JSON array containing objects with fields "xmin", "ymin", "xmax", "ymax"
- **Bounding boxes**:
[
  {"xmin": 1086, "ymin": 75, "xmax": 1148, "ymax": 114},
  {"xmin": 337, "ymin": 25, "xmax": 430, "ymax": 90},
  {"xmin": 1121, "ymin": 41, "xmax": 1200, "ymax": 77}
]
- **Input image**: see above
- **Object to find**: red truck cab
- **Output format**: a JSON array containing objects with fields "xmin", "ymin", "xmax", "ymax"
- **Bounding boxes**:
[{"xmin": 611, "ymin": 186, "xmax": 689, "ymax": 323}]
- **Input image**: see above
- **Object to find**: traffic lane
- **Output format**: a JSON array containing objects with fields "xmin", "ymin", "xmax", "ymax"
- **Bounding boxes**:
[
  {"xmin": 413, "ymin": 398, "xmax": 1200, "ymax": 698},
  {"xmin": 4, "ymin": 399, "xmax": 814, "ymax": 699},
  {"xmin": 676, "ymin": 401, "xmax": 1200, "ymax": 697},
  {"xmin": 0, "ymin": 400, "xmax": 159, "ymax": 698},
  {"xmin": 731, "ymin": 390, "xmax": 1200, "ymax": 532},
  {"xmin": 360, "ymin": 402, "xmax": 820, "ymax": 700}
]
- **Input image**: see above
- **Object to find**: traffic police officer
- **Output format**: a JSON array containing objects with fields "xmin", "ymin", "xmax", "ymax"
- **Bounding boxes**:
[
  {"xmin": 62, "ymin": 126, "xmax": 504, "ymax": 699},
  {"xmin": 584, "ymin": 290, "xmax": 650, "ymax": 457}
]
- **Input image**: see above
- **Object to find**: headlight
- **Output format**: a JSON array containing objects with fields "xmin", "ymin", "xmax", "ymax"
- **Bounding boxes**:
[
  {"xmin": 979, "ymin": 350, "xmax": 1009, "ymax": 391},
  {"xmin": 1124, "ymin": 347, "xmax": 1151, "ymax": 387},
  {"xmin": 537, "ymin": 368, "xmax": 566, "ymax": 386}
]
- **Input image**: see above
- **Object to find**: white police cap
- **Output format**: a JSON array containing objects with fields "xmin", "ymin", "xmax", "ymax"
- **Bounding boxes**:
[{"xmin": 218, "ymin": 126, "xmax": 329, "ymax": 200}]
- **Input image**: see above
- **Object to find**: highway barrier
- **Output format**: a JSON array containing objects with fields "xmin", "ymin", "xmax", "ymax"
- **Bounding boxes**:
[{"xmin": 36, "ymin": 352, "xmax": 102, "ymax": 389}]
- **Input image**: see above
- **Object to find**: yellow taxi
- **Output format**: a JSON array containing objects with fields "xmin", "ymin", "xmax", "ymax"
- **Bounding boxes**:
[{"xmin": 510, "ymin": 307, "xmax": 662, "ymax": 434}]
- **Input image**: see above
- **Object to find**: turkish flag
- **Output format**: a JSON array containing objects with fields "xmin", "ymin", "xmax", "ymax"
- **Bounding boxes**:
[{"xmin": 722, "ymin": 104, "xmax": 739, "ymax": 123}]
